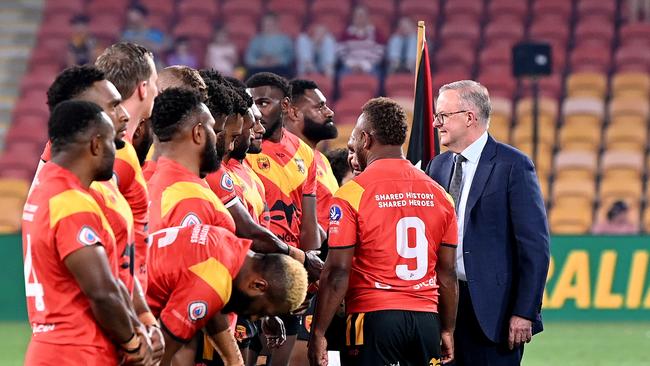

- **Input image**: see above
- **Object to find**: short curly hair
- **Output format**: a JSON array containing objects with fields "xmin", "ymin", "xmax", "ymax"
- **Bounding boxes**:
[
  {"xmin": 150, "ymin": 88, "xmax": 204, "ymax": 142},
  {"xmin": 325, "ymin": 148, "xmax": 351, "ymax": 186},
  {"xmin": 204, "ymin": 80, "xmax": 234, "ymax": 118},
  {"xmin": 258, "ymin": 254, "xmax": 308, "ymax": 313},
  {"xmin": 245, "ymin": 72, "xmax": 290, "ymax": 97},
  {"xmin": 199, "ymin": 68, "xmax": 227, "ymax": 85},
  {"xmin": 47, "ymin": 66, "xmax": 105, "ymax": 112},
  {"xmin": 225, "ymin": 76, "xmax": 253, "ymax": 114},
  {"xmin": 289, "ymin": 79, "xmax": 318, "ymax": 103},
  {"xmin": 95, "ymin": 42, "xmax": 153, "ymax": 99},
  {"xmin": 361, "ymin": 97, "xmax": 407, "ymax": 146},
  {"xmin": 49, "ymin": 100, "xmax": 104, "ymax": 153}
]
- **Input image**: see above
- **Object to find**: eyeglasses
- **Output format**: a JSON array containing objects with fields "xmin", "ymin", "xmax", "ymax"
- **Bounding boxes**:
[{"xmin": 433, "ymin": 110, "xmax": 468, "ymax": 125}]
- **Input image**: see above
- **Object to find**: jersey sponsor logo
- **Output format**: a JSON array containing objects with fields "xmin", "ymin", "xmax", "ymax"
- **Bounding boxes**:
[
  {"xmin": 270, "ymin": 200, "xmax": 298, "ymax": 227},
  {"xmin": 295, "ymin": 158, "xmax": 305, "ymax": 174},
  {"xmin": 188, "ymin": 301, "xmax": 208, "ymax": 321},
  {"xmin": 374, "ymin": 282, "xmax": 392, "ymax": 289},
  {"xmin": 31, "ymin": 323, "xmax": 55, "ymax": 334},
  {"xmin": 220, "ymin": 174, "xmax": 235, "ymax": 192},
  {"xmin": 429, "ymin": 357, "xmax": 441, "ymax": 366},
  {"xmin": 77, "ymin": 226, "xmax": 100, "ymax": 246},
  {"xmin": 181, "ymin": 213, "xmax": 201, "ymax": 227},
  {"xmin": 329, "ymin": 205, "xmax": 343, "ymax": 222},
  {"xmin": 257, "ymin": 157, "xmax": 271, "ymax": 170}
]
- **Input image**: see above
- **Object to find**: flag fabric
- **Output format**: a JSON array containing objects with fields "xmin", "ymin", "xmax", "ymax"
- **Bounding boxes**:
[{"xmin": 406, "ymin": 21, "xmax": 439, "ymax": 170}]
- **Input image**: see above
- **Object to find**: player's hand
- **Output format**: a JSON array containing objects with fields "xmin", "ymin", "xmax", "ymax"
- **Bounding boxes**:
[
  {"xmin": 147, "ymin": 325, "xmax": 165, "ymax": 365},
  {"xmin": 121, "ymin": 327, "xmax": 153, "ymax": 366},
  {"xmin": 440, "ymin": 330, "xmax": 454, "ymax": 364},
  {"xmin": 304, "ymin": 250, "xmax": 324, "ymax": 281},
  {"xmin": 508, "ymin": 315, "xmax": 532, "ymax": 350},
  {"xmin": 308, "ymin": 334, "xmax": 328, "ymax": 366},
  {"xmin": 261, "ymin": 316, "xmax": 286, "ymax": 349}
]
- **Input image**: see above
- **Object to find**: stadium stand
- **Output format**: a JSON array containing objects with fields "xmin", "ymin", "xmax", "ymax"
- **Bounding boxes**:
[{"xmin": 0, "ymin": 0, "xmax": 648, "ymax": 234}]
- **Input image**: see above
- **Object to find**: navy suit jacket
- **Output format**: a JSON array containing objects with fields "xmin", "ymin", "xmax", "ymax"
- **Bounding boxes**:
[{"xmin": 425, "ymin": 135, "xmax": 550, "ymax": 343}]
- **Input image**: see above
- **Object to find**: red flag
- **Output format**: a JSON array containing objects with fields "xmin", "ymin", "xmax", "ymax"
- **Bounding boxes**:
[{"xmin": 406, "ymin": 22, "xmax": 439, "ymax": 170}]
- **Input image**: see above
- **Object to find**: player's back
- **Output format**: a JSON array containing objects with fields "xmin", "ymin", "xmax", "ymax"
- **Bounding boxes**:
[
  {"xmin": 22, "ymin": 162, "xmax": 118, "ymax": 354},
  {"xmin": 329, "ymin": 159, "xmax": 457, "ymax": 314}
]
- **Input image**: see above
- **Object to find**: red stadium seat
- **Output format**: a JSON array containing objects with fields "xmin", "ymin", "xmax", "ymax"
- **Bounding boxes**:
[
  {"xmin": 312, "ymin": 14, "xmax": 347, "ymax": 38},
  {"xmin": 148, "ymin": 13, "xmax": 171, "ymax": 33},
  {"xmin": 574, "ymin": 21, "xmax": 615, "ymax": 48},
  {"xmin": 432, "ymin": 71, "xmax": 472, "ymax": 96},
  {"xmin": 520, "ymin": 74, "xmax": 563, "ymax": 100},
  {"xmin": 529, "ymin": 19, "xmax": 570, "ymax": 47},
  {"xmin": 434, "ymin": 44, "xmax": 475, "ymax": 74},
  {"xmin": 576, "ymin": 0, "xmax": 617, "ymax": 23},
  {"xmin": 44, "ymin": 0, "xmax": 84, "ymax": 18},
  {"xmin": 300, "ymin": 73, "xmax": 334, "ymax": 101},
  {"xmin": 384, "ymin": 73, "xmax": 414, "ymax": 98},
  {"xmin": 477, "ymin": 72, "xmax": 517, "ymax": 99},
  {"xmin": 483, "ymin": 21, "xmax": 525, "ymax": 48},
  {"xmin": 139, "ymin": 0, "xmax": 175, "ymax": 18},
  {"xmin": 226, "ymin": 23, "xmax": 258, "ymax": 55},
  {"xmin": 338, "ymin": 73, "xmax": 380, "ymax": 99},
  {"xmin": 619, "ymin": 23, "xmax": 650, "ymax": 48},
  {"xmin": 478, "ymin": 46, "xmax": 512, "ymax": 74},
  {"xmin": 531, "ymin": 0, "xmax": 572, "ymax": 23},
  {"xmin": 277, "ymin": 13, "xmax": 303, "ymax": 38},
  {"xmin": 570, "ymin": 46, "xmax": 611, "ymax": 73},
  {"xmin": 311, "ymin": 0, "xmax": 352, "ymax": 20},
  {"xmin": 177, "ymin": 0, "xmax": 219, "ymax": 22},
  {"xmin": 398, "ymin": 0, "xmax": 439, "ymax": 25},
  {"xmin": 444, "ymin": 0, "xmax": 484, "ymax": 24},
  {"xmin": 12, "ymin": 99, "xmax": 49, "ymax": 120},
  {"xmin": 268, "ymin": 0, "xmax": 308, "ymax": 19},
  {"xmin": 487, "ymin": 0, "xmax": 528, "ymax": 23},
  {"xmin": 358, "ymin": 0, "xmax": 395, "ymax": 19},
  {"xmin": 615, "ymin": 46, "xmax": 650, "ymax": 73},
  {"xmin": 221, "ymin": 0, "xmax": 263, "ymax": 25},
  {"xmin": 439, "ymin": 22, "xmax": 481, "ymax": 48},
  {"xmin": 334, "ymin": 95, "xmax": 369, "ymax": 125},
  {"xmin": 89, "ymin": 14, "xmax": 125, "ymax": 42},
  {"xmin": 173, "ymin": 17, "xmax": 213, "ymax": 43},
  {"xmin": 87, "ymin": 0, "xmax": 128, "ymax": 19}
]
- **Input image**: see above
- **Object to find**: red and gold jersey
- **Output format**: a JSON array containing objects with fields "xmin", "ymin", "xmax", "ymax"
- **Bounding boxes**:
[
  {"xmin": 205, "ymin": 166, "xmax": 239, "ymax": 209},
  {"xmin": 328, "ymin": 159, "xmax": 457, "ymax": 314},
  {"xmin": 90, "ymin": 179, "xmax": 135, "ymax": 293},
  {"xmin": 146, "ymin": 224, "xmax": 251, "ymax": 341},
  {"xmin": 148, "ymin": 157, "xmax": 235, "ymax": 233},
  {"xmin": 314, "ymin": 150, "xmax": 339, "ymax": 231},
  {"xmin": 142, "ymin": 160, "xmax": 157, "ymax": 182},
  {"xmin": 22, "ymin": 162, "xmax": 118, "ymax": 361},
  {"xmin": 224, "ymin": 159, "xmax": 270, "ymax": 228},
  {"xmin": 245, "ymin": 129, "xmax": 316, "ymax": 247}
]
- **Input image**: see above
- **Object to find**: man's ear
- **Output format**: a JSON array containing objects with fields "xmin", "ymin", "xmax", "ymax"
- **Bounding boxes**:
[
  {"xmin": 287, "ymin": 104, "xmax": 301, "ymax": 124},
  {"xmin": 133, "ymin": 119, "xmax": 147, "ymax": 141},
  {"xmin": 361, "ymin": 131, "xmax": 372, "ymax": 150},
  {"xmin": 89, "ymin": 134, "xmax": 101, "ymax": 157},
  {"xmin": 138, "ymin": 81, "xmax": 148, "ymax": 101},
  {"xmin": 249, "ymin": 277, "xmax": 268, "ymax": 295},
  {"xmin": 281, "ymin": 97, "xmax": 290, "ymax": 114},
  {"xmin": 191, "ymin": 123, "xmax": 204, "ymax": 145}
]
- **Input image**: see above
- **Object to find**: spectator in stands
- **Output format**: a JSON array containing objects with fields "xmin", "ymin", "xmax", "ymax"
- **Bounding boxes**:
[
  {"xmin": 205, "ymin": 27, "xmax": 239, "ymax": 77},
  {"xmin": 337, "ymin": 5, "xmax": 386, "ymax": 78},
  {"xmin": 629, "ymin": 0, "xmax": 650, "ymax": 22},
  {"xmin": 166, "ymin": 37, "xmax": 198, "ymax": 69},
  {"xmin": 296, "ymin": 23, "xmax": 337, "ymax": 78},
  {"xmin": 592, "ymin": 200, "xmax": 640, "ymax": 235},
  {"xmin": 67, "ymin": 14, "xmax": 96, "ymax": 66},
  {"xmin": 325, "ymin": 148, "xmax": 353, "ymax": 186},
  {"xmin": 245, "ymin": 13, "xmax": 294, "ymax": 77},
  {"xmin": 121, "ymin": 4, "xmax": 167, "ymax": 57},
  {"xmin": 386, "ymin": 17, "xmax": 418, "ymax": 74}
]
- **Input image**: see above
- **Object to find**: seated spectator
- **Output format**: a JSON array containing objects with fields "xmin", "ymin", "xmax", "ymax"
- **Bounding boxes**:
[
  {"xmin": 67, "ymin": 14, "xmax": 96, "ymax": 66},
  {"xmin": 386, "ymin": 17, "xmax": 418, "ymax": 74},
  {"xmin": 592, "ymin": 200, "xmax": 640, "ymax": 235},
  {"xmin": 325, "ymin": 148, "xmax": 354, "ymax": 186},
  {"xmin": 245, "ymin": 13, "xmax": 294, "ymax": 77},
  {"xmin": 167, "ymin": 37, "xmax": 198, "ymax": 69},
  {"xmin": 205, "ymin": 27, "xmax": 238, "ymax": 77},
  {"xmin": 337, "ymin": 5, "xmax": 386, "ymax": 77},
  {"xmin": 121, "ymin": 4, "xmax": 167, "ymax": 57},
  {"xmin": 296, "ymin": 23, "xmax": 337, "ymax": 77}
]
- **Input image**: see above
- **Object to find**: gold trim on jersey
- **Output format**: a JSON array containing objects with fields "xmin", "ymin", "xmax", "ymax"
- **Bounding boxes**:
[
  {"xmin": 188, "ymin": 257, "xmax": 232, "ymax": 303},
  {"xmin": 116, "ymin": 141, "xmax": 148, "ymax": 189},
  {"xmin": 316, "ymin": 152, "xmax": 339, "ymax": 195},
  {"xmin": 345, "ymin": 313, "xmax": 365, "ymax": 346},
  {"xmin": 49, "ymin": 189, "xmax": 115, "ymax": 242},
  {"xmin": 90, "ymin": 181, "xmax": 134, "ymax": 235},
  {"xmin": 161, "ymin": 181, "xmax": 232, "ymax": 219},
  {"xmin": 334, "ymin": 180, "xmax": 365, "ymax": 212}
]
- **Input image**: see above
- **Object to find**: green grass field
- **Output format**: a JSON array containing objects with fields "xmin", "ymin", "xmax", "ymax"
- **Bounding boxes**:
[{"xmin": 1, "ymin": 321, "xmax": 649, "ymax": 365}]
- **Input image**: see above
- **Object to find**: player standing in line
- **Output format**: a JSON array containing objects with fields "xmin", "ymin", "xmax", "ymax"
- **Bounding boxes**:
[
  {"xmin": 245, "ymin": 72, "xmax": 321, "ymax": 366},
  {"xmin": 96, "ymin": 42, "xmax": 158, "ymax": 291},
  {"xmin": 23, "ymin": 101, "xmax": 152, "ymax": 365},
  {"xmin": 147, "ymin": 224, "xmax": 309, "ymax": 366},
  {"xmin": 309, "ymin": 98, "xmax": 459, "ymax": 366}
]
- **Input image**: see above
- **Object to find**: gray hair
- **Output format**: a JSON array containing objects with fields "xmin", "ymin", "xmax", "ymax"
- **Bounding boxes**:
[{"xmin": 439, "ymin": 80, "xmax": 491, "ymax": 126}]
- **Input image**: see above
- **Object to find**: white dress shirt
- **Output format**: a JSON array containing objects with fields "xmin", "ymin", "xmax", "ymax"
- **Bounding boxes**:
[{"xmin": 455, "ymin": 131, "xmax": 488, "ymax": 281}]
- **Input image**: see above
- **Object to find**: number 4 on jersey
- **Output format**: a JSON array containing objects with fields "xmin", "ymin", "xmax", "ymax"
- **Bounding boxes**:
[{"xmin": 24, "ymin": 234, "xmax": 45, "ymax": 311}]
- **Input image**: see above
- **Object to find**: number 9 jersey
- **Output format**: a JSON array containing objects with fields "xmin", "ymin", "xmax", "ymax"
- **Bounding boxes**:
[{"xmin": 327, "ymin": 159, "xmax": 458, "ymax": 314}]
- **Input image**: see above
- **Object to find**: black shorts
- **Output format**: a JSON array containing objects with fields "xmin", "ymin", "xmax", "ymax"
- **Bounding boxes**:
[
  {"xmin": 248, "ymin": 314, "xmax": 301, "ymax": 354},
  {"xmin": 297, "ymin": 297, "xmax": 347, "ymax": 350},
  {"xmin": 194, "ymin": 319, "xmax": 259, "ymax": 365},
  {"xmin": 344, "ymin": 310, "xmax": 441, "ymax": 366}
]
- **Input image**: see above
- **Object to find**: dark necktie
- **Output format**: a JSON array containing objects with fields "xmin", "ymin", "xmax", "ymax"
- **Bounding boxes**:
[{"xmin": 449, "ymin": 154, "xmax": 466, "ymax": 211}]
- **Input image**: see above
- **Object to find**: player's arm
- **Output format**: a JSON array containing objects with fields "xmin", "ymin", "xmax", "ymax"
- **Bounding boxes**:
[
  {"xmin": 309, "ymin": 246, "xmax": 354, "ymax": 366},
  {"xmin": 64, "ymin": 245, "xmax": 146, "ymax": 356},
  {"xmin": 204, "ymin": 313, "xmax": 245, "ymax": 366},
  {"xmin": 132, "ymin": 277, "xmax": 165, "ymax": 364},
  {"xmin": 299, "ymin": 194, "xmax": 320, "ymax": 251},
  {"xmin": 436, "ymin": 245, "xmax": 458, "ymax": 364}
]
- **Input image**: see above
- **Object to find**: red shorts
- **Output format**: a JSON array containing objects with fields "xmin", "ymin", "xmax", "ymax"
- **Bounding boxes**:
[{"xmin": 25, "ymin": 340, "xmax": 119, "ymax": 365}]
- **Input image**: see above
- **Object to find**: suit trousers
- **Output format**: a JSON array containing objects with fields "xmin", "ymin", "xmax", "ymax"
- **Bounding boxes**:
[{"xmin": 453, "ymin": 281, "xmax": 524, "ymax": 366}]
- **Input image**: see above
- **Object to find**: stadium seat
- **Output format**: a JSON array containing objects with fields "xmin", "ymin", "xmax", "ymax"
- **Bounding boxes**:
[
  {"xmin": 277, "ymin": 13, "xmax": 303, "ymax": 38},
  {"xmin": 552, "ymin": 176, "xmax": 597, "ymax": 203},
  {"xmin": 520, "ymin": 73, "xmax": 564, "ymax": 100},
  {"xmin": 574, "ymin": 21, "xmax": 615, "ymax": 48},
  {"xmin": 576, "ymin": 0, "xmax": 617, "ymax": 23},
  {"xmin": 444, "ymin": 0, "xmax": 484, "ymax": 24},
  {"xmin": 311, "ymin": 14, "xmax": 347, "ymax": 38},
  {"xmin": 89, "ymin": 14, "xmax": 125, "ymax": 42},
  {"xmin": 358, "ymin": 0, "xmax": 395, "ymax": 20},
  {"xmin": 558, "ymin": 121, "xmax": 601, "ymax": 153},
  {"xmin": 596, "ymin": 198, "xmax": 640, "ymax": 229},
  {"xmin": 487, "ymin": 0, "xmax": 528, "ymax": 24},
  {"xmin": 531, "ymin": 0, "xmax": 572, "ymax": 24},
  {"xmin": 338, "ymin": 73, "xmax": 380, "ymax": 100},
  {"xmin": 398, "ymin": 0, "xmax": 438, "ymax": 25},
  {"xmin": 432, "ymin": 71, "xmax": 473, "ymax": 96},
  {"xmin": 334, "ymin": 95, "xmax": 369, "ymax": 126},
  {"xmin": 483, "ymin": 21, "xmax": 525, "ymax": 48},
  {"xmin": 478, "ymin": 45, "xmax": 513, "ymax": 74},
  {"xmin": 515, "ymin": 97, "xmax": 559, "ymax": 129},
  {"xmin": 439, "ymin": 22, "xmax": 481, "ymax": 49},
  {"xmin": 612, "ymin": 73, "xmax": 650, "ymax": 98},
  {"xmin": 614, "ymin": 46, "xmax": 650, "ymax": 73},
  {"xmin": 554, "ymin": 150, "xmax": 598, "ymax": 181},
  {"xmin": 565, "ymin": 72, "xmax": 608, "ymax": 99},
  {"xmin": 608, "ymin": 97, "xmax": 649, "ymax": 124},
  {"xmin": 529, "ymin": 18, "xmax": 570, "ymax": 46},
  {"xmin": 226, "ymin": 22, "xmax": 257, "ymax": 55},
  {"xmin": 515, "ymin": 141, "xmax": 553, "ymax": 179},
  {"xmin": 328, "ymin": 123, "xmax": 355, "ymax": 150},
  {"xmin": 512, "ymin": 122, "xmax": 555, "ymax": 152},
  {"xmin": 600, "ymin": 150, "xmax": 644, "ymax": 181},
  {"xmin": 570, "ymin": 46, "xmax": 611, "ymax": 73},
  {"xmin": 173, "ymin": 17, "xmax": 214, "ymax": 43},
  {"xmin": 139, "ymin": 0, "xmax": 175, "ymax": 19},
  {"xmin": 44, "ymin": 0, "xmax": 85, "ymax": 18},
  {"xmin": 488, "ymin": 97, "xmax": 512, "ymax": 143},
  {"xmin": 177, "ymin": 0, "xmax": 219, "ymax": 22},
  {"xmin": 0, "ymin": 196, "xmax": 25, "ymax": 233},
  {"xmin": 384, "ymin": 73, "xmax": 414, "ymax": 99},
  {"xmin": 562, "ymin": 97, "xmax": 605, "ymax": 125},
  {"xmin": 0, "ymin": 178, "xmax": 29, "ymax": 198},
  {"xmin": 619, "ymin": 23, "xmax": 650, "ymax": 48},
  {"xmin": 599, "ymin": 176, "xmax": 643, "ymax": 205},
  {"xmin": 549, "ymin": 197, "xmax": 594, "ymax": 234},
  {"xmin": 434, "ymin": 44, "xmax": 475, "ymax": 75},
  {"xmin": 477, "ymin": 72, "xmax": 517, "ymax": 100},
  {"xmin": 221, "ymin": 0, "xmax": 263, "ymax": 25},
  {"xmin": 268, "ymin": 0, "xmax": 308, "ymax": 20}
]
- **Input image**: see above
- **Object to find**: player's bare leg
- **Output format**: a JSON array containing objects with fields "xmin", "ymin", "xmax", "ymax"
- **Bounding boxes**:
[{"xmin": 289, "ymin": 340, "xmax": 308, "ymax": 365}]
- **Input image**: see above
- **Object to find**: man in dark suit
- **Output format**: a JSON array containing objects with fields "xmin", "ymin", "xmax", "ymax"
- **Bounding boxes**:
[{"xmin": 425, "ymin": 80, "xmax": 550, "ymax": 365}]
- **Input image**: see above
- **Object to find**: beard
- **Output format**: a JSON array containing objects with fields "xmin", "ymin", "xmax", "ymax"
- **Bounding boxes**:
[
  {"xmin": 262, "ymin": 113, "xmax": 282, "ymax": 140},
  {"xmin": 229, "ymin": 135, "xmax": 250, "ymax": 161},
  {"xmin": 303, "ymin": 117, "xmax": 337, "ymax": 142},
  {"xmin": 114, "ymin": 138, "xmax": 126, "ymax": 150},
  {"xmin": 221, "ymin": 286, "xmax": 255, "ymax": 315},
  {"xmin": 133, "ymin": 134, "xmax": 152, "ymax": 167},
  {"xmin": 199, "ymin": 134, "xmax": 221, "ymax": 178},
  {"xmin": 96, "ymin": 152, "xmax": 115, "ymax": 181}
]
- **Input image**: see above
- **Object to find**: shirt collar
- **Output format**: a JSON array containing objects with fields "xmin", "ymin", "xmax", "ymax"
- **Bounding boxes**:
[{"xmin": 458, "ymin": 131, "xmax": 488, "ymax": 164}]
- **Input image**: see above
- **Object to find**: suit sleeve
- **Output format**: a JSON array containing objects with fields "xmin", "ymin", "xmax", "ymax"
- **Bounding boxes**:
[{"xmin": 508, "ymin": 156, "xmax": 551, "ymax": 321}]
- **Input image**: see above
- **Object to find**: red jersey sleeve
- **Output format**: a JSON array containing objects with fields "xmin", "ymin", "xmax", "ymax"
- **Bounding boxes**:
[
  {"xmin": 205, "ymin": 169, "xmax": 239, "ymax": 207},
  {"xmin": 40, "ymin": 141, "xmax": 52, "ymax": 162},
  {"xmin": 165, "ymin": 197, "xmax": 236, "ymax": 233},
  {"xmin": 303, "ymin": 155, "xmax": 317, "ymax": 196},
  {"xmin": 441, "ymin": 192, "xmax": 458, "ymax": 246},
  {"xmin": 327, "ymin": 181, "xmax": 365, "ymax": 249}
]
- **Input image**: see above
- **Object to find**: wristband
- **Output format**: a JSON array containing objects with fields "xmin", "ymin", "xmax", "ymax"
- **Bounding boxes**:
[
  {"xmin": 120, "ymin": 332, "xmax": 140, "ymax": 352},
  {"xmin": 138, "ymin": 311, "xmax": 158, "ymax": 328}
]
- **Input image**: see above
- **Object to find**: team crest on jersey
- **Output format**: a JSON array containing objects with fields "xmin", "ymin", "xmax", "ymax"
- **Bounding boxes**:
[
  {"xmin": 429, "ymin": 357, "xmax": 441, "ymax": 366},
  {"xmin": 77, "ymin": 226, "xmax": 100, "ymax": 246},
  {"xmin": 234, "ymin": 325, "xmax": 248, "ymax": 341},
  {"xmin": 295, "ymin": 158, "xmax": 305, "ymax": 174},
  {"xmin": 221, "ymin": 174, "xmax": 235, "ymax": 192},
  {"xmin": 329, "ymin": 205, "xmax": 343, "ymax": 222},
  {"xmin": 257, "ymin": 157, "xmax": 271, "ymax": 170},
  {"xmin": 188, "ymin": 301, "xmax": 208, "ymax": 321},
  {"xmin": 181, "ymin": 213, "xmax": 201, "ymax": 227}
]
